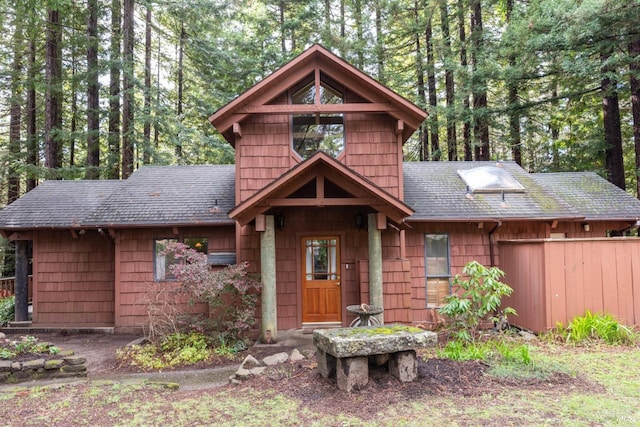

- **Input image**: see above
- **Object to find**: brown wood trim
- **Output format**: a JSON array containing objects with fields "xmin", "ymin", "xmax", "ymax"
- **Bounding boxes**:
[
  {"xmin": 232, "ymin": 122, "xmax": 242, "ymax": 138},
  {"xmin": 237, "ymin": 103, "xmax": 396, "ymax": 114},
  {"xmin": 255, "ymin": 214, "xmax": 266, "ymax": 232},
  {"xmin": 266, "ymin": 197, "xmax": 380, "ymax": 207},
  {"xmin": 8, "ymin": 231, "xmax": 33, "ymax": 241}
]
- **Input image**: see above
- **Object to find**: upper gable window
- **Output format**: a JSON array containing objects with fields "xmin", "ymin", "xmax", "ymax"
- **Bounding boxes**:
[{"xmin": 292, "ymin": 80, "xmax": 344, "ymax": 159}]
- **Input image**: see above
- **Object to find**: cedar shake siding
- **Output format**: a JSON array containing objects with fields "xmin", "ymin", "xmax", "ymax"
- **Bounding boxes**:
[
  {"xmin": 115, "ymin": 226, "xmax": 235, "ymax": 329},
  {"xmin": 34, "ymin": 230, "xmax": 115, "ymax": 326}
]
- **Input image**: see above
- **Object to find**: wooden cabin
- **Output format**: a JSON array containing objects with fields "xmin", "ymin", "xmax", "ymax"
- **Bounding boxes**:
[{"xmin": 2, "ymin": 45, "xmax": 640, "ymax": 336}]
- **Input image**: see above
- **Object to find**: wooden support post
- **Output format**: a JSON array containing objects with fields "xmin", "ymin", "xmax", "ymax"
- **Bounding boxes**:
[
  {"xmin": 260, "ymin": 215, "xmax": 277, "ymax": 343},
  {"xmin": 368, "ymin": 213, "xmax": 384, "ymax": 324},
  {"xmin": 14, "ymin": 240, "xmax": 29, "ymax": 322}
]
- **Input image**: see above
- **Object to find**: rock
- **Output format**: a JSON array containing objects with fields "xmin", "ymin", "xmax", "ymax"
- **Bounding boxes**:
[
  {"xmin": 316, "ymin": 349, "xmax": 336, "ymax": 379},
  {"xmin": 126, "ymin": 337, "xmax": 151, "ymax": 347},
  {"xmin": 63, "ymin": 355, "xmax": 86, "ymax": 366},
  {"xmin": 0, "ymin": 360, "xmax": 13, "ymax": 372},
  {"xmin": 234, "ymin": 367, "xmax": 252, "ymax": 380},
  {"xmin": 230, "ymin": 378, "xmax": 242, "ymax": 385},
  {"xmin": 22, "ymin": 359, "xmax": 45, "ymax": 371},
  {"xmin": 11, "ymin": 362, "xmax": 20, "ymax": 372},
  {"xmin": 43, "ymin": 359, "xmax": 64, "ymax": 370},
  {"xmin": 0, "ymin": 332, "xmax": 5, "ymax": 340},
  {"xmin": 388, "ymin": 350, "xmax": 417, "ymax": 382},
  {"xmin": 336, "ymin": 357, "xmax": 368, "ymax": 392},
  {"xmin": 262, "ymin": 352, "xmax": 289, "ymax": 366},
  {"xmin": 57, "ymin": 350, "xmax": 75, "ymax": 357},
  {"xmin": 289, "ymin": 349, "xmax": 305, "ymax": 362},
  {"xmin": 240, "ymin": 354, "xmax": 261, "ymax": 368},
  {"xmin": 519, "ymin": 330, "xmax": 537, "ymax": 341},
  {"xmin": 249, "ymin": 367, "xmax": 266, "ymax": 375}
]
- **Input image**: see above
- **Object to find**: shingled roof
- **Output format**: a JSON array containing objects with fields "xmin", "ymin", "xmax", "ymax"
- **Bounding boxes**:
[
  {"xmin": 531, "ymin": 172, "xmax": 640, "ymax": 221},
  {"xmin": 0, "ymin": 180, "xmax": 121, "ymax": 230},
  {"xmin": 84, "ymin": 165, "xmax": 235, "ymax": 227},
  {"xmin": 0, "ymin": 165, "xmax": 236, "ymax": 231},
  {"xmin": 404, "ymin": 161, "xmax": 581, "ymax": 222},
  {"xmin": 2, "ymin": 162, "xmax": 639, "ymax": 231}
]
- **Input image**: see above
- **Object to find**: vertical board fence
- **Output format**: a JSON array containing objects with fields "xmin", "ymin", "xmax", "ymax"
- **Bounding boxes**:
[{"xmin": 499, "ymin": 238, "xmax": 640, "ymax": 332}]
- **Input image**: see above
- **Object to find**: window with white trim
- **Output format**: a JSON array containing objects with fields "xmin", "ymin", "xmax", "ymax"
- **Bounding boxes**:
[{"xmin": 425, "ymin": 234, "xmax": 451, "ymax": 307}]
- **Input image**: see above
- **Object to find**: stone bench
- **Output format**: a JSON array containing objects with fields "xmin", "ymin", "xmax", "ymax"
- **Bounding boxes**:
[{"xmin": 313, "ymin": 325, "xmax": 437, "ymax": 392}]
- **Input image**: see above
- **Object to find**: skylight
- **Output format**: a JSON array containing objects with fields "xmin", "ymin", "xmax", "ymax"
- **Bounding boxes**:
[{"xmin": 457, "ymin": 166, "xmax": 525, "ymax": 193}]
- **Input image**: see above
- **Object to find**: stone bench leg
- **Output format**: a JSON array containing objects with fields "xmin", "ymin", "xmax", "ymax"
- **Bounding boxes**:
[
  {"xmin": 389, "ymin": 350, "xmax": 417, "ymax": 382},
  {"xmin": 316, "ymin": 348, "xmax": 336, "ymax": 378},
  {"xmin": 336, "ymin": 356, "xmax": 368, "ymax": 392}
]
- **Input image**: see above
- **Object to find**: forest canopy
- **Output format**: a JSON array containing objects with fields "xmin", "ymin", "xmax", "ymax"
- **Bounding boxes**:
[{"xmin": 0, "ymin": 0, "xmax": 639, "ymax": 207}]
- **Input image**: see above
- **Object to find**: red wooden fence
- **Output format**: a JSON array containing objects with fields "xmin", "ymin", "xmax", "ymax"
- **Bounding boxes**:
[
  {"xmin": 499, "ymin": 238, "xmax": 640, "ymax": 332},
  {"xmin": 0, "ymin": 276, "xmax": 33, "ymax": 300}
]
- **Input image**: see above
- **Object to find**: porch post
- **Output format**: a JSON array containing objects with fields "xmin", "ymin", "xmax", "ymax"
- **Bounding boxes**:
[
  {"xmin": 368, "ymin": 213, "xmax": 384, "ymax": 324},
  {"xmin": 260, "ymin": 215, "xmax": 278, "ymax": 343},
  {"xmin": 14, "ymin": 240, "xmax": 29, "ymax": 322}
]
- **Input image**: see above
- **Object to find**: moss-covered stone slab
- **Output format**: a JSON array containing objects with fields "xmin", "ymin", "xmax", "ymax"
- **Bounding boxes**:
[
  {"xmin": 63, "ymin": 355, "xmax": 86, "ymax": 366},
  {"xmin": 0, "ymin": 360, "xmax": 13, "ymax": 372},
  {"xmin": 22, "ymin": 359, "xmax": 45, "ymax": 370},
  {"xmin": 44, "ymin": 359, "xmax": 64, "ymax": 370},
  {"xmin": 313, "ymin": 325, "xmax": 437, "ymax": 358}
]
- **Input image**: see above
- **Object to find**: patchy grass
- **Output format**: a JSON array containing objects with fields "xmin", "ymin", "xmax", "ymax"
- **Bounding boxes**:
[{"xmin": 0, "ymin": 341, "xmax": 639, "ymax": 426}]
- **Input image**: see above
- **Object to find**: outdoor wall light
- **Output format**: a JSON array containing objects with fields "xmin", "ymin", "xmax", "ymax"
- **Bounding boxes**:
[
  {"xmin": 355, "ymin": 213, "xmax": 364, "ymax": 229},
  {"xmin": 276, "ymin": 214, "xmax": 285, "ymax": 230},
  {"xmin": 582, "ymin": 223, "xmax": 590, "ymax": 232}
]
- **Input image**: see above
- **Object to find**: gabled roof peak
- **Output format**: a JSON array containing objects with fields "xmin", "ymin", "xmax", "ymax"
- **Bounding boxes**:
[{"xmin": 209, "ymin": 44, "xmax": 426, "ymax": 146}]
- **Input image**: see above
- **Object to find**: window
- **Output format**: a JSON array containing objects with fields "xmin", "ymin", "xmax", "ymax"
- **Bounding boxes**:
[
  {"xmin": 304, "ymin": 238, "xmax": 338, "ymax": 280},
  {"xmin": 292, "ymin": 80, "xmax": 344, "ymax": 159},
  {"xmin": 425, "ymin": 234, "xmax": 451, "ymax": 307},
  {"xmin": 154, "ymin": 237, "xmax": 208, "ymax": 281}
]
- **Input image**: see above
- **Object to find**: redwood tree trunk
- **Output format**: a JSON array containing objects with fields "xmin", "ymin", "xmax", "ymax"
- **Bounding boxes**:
[
  {"xmin": 601, "ymin": 49, "xmax": 625, "ymax": 190},
  {"xmin": 108, "ymin": 0, "xmax": 122, "ymax": 179},
  {"xmin": 143, "ymin": 5, "xmax": 152, "ymax": 164},
  {"xmin": 440, "ymin": 0, "xmax": 457, "ymax": 161},
  {"xmin": 86, "ymin": 0, "xmax": 100, "ymax": 179},
  {"xmin": 45, "ymin": 8, "xmax": 63, "ymax": 175},
  {"xmin": 121, "ymin": 0, "xmax": 135, "ymax": 179},
  {"xmin": 26, "ymin": 37, "xmax": 37, "ymax": 192},
  {"xmin": 458, "ymin": 0, "xmax": 472, "ymax": 161},
  {"xmin": 175, "ymin": 21, "xmax": 185, "ymax": 160},
  {"xmin": 8, "ymin": 18, "xmax": 23, "ymax": 204},
  {"xmin": 630, "ymin": 39, "xmax": 640, "ymax": 197},
  {"xmin": 471, "ymin": 0, "xmax": 489, "ymax": 160},
  {"xmin": 426, "ymin": 16, "xmax": 440, "ymax": 160},
  {"xmin": 414, "ymin": 1, "xmax": 427, "ymax": 161}
]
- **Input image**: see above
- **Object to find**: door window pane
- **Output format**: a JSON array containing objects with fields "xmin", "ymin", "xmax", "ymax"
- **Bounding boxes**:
[{"xmin": 305, "ymin": 238, "xmax": 339, "ymax": 280}]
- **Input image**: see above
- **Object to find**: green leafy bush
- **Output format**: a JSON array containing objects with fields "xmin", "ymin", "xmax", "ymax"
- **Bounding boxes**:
[
  {"xmin": 0, "ymin": 296, "xmax": 15, "ymax": 326},
  {"xmin": 115, "ymin": 331, "xmax": 242, "ymax": 371},
  {"xmin": 439, "ymin": 261, "xmax": 516, "ymax": 341},
  {"xmin": 553, "ymin": 311, "xmax": 637, "ymax": 345},
  {"xmin": 0, "ymin": 335, "xmax": 60, "ymax": 359}
]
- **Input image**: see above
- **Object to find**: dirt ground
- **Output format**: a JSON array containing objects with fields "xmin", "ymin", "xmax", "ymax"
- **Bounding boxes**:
[{"xmin": 0, "ymin": 331, "xmax": 606, "ymax": 424}]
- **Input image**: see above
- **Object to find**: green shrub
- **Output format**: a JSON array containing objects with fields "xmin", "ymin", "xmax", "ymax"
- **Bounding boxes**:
[
  {"xmin": 0, "ymin": 335, "xmax": 60, "ymax": 359},
  {"xmin": 439, "ymin": 261, "xmax": 516, "ymax": 342},
  {"xmin": 558, "ymin": 311, "xmax": 637, "ymax": 345},
  {"xmin": 0, "ymin": 296, "xmax": 15, "ymax": 326},
  {"xmin": 116, "ymin": 331, "xmax": 231, "ymax": 371}
]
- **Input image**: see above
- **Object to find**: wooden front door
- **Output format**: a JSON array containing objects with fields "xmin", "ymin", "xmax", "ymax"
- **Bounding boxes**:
[{"xmin": 302, "ymin": 236, "xmax": 342, "ymax": 323}]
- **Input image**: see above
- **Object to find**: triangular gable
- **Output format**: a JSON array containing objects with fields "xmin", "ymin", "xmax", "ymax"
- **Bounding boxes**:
[
  {"xmin": 209, "ymin": 44, "xmax": 427, "ymax": 145},
  {"xmin": 229, "ymin": 152, "xmax": 414, "ymax": 226}
]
